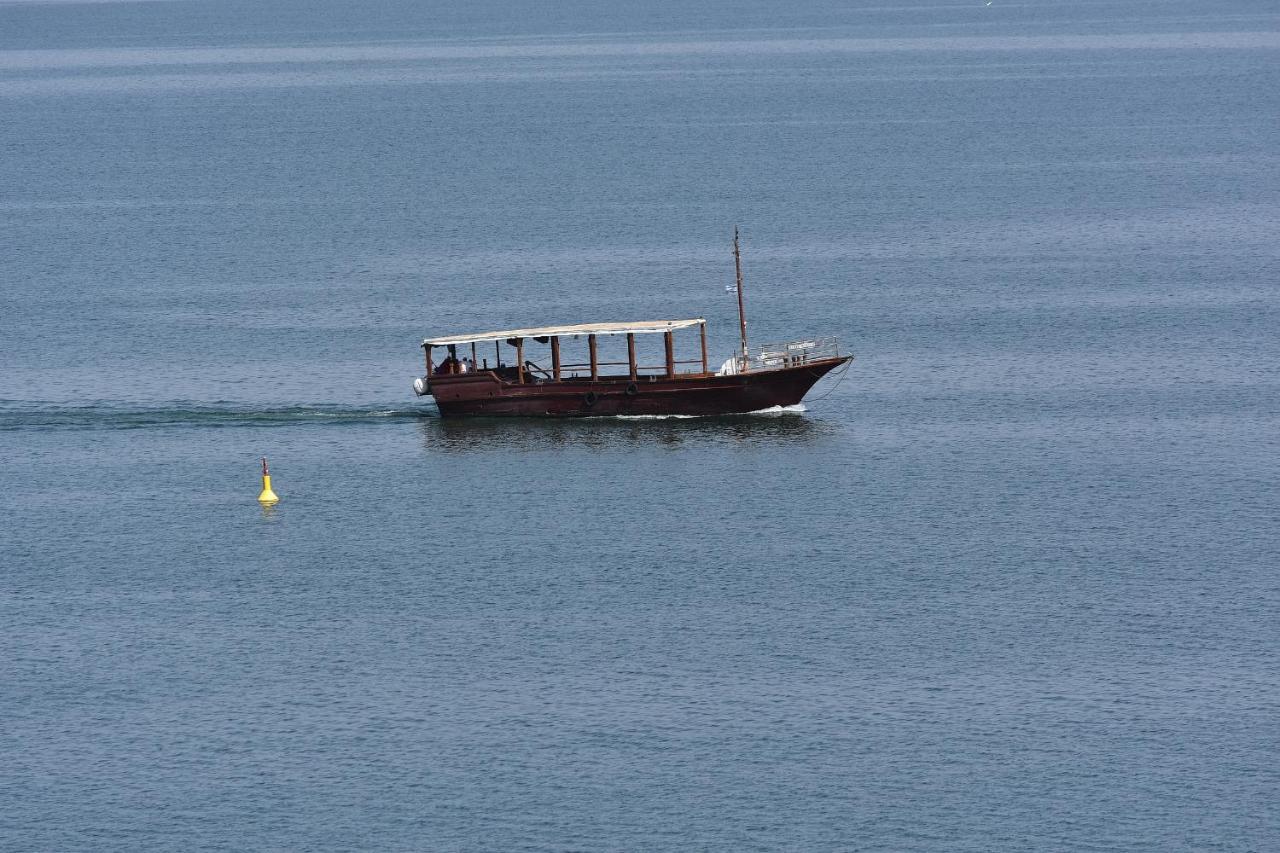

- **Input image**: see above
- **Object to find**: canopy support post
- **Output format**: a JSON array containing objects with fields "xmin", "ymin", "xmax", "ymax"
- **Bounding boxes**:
[
  {"xmin": 699, "ymin": 323, "xmax": 708, "ymax": 374},
  {"xmin": 424, "ymin": 344, "xmax": 433, "ymax": 375},
  {"xmin": 664, "ymin": 331, "xmax": 675, "ymax": 378},
  {"xmin": 551, "ymin": 336, "xmax": 561, "ymax": 381},
  {"xmin": 627, "ymin": 334, "xmax": 637, "ymax": 380},
  {"xmin": 470, "ymin": 342, "xmax": 477, "ymax": 366},
  {"xmin": 588, "ymin": 335, "xmax": 598, "ymax": 381},
  {"xmin": 495, "ymin": 341, "xmax": 501, "ymax": 367},
  {"xmin": 515, "ymin": 338, "xmax": 524, "ymax": 383}
]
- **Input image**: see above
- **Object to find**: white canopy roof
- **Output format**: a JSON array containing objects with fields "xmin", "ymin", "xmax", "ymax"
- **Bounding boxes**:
[{"xmin": 423, "ymin": 318, "xmax": 704, "ymax": 347}]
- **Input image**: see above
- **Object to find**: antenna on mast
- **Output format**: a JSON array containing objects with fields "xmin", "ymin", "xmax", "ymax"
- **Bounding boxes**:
[{"xmin": 733, "ymin": 226, "xmax": 748, "ymax": 368}]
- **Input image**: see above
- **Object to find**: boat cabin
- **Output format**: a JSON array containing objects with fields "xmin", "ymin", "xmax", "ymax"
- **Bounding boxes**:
[{"xmin": 422, "ymin": 319, "xmax": 711, "ymax": 385}]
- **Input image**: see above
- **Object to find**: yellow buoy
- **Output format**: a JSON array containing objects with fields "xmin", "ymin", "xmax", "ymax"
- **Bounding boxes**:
[{"xmin": 258, "ymin": 456, "xmax": 279, "ymax": 505}]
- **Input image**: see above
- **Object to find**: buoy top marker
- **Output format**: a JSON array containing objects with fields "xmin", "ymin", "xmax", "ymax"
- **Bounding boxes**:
[{"xmin": 258, "ymin": 456, "xmax": 279, "ymax": 505}]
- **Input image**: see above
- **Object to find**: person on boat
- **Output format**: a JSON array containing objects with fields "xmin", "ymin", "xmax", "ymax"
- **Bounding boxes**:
[{"xmin": 436, "ymin": 346, "xmax": 460, "ymax": 375}]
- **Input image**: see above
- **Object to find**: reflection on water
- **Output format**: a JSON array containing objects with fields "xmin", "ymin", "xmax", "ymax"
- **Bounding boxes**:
[{"xmin": 415, "ymin": 410, "xmax": 829, "ymax": 452}]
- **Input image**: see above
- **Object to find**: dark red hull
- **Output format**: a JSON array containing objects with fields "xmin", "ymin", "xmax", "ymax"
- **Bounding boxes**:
[{"xmin": 426, "ymin": 356, "xmax": 850, "ymax": 417}]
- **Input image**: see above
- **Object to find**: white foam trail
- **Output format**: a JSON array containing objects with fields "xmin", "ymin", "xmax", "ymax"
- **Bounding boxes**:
[
  {"xmin": 612, "ymin": 414, "xmax": 702, "ymax": 420},
  {"xmin": 613, "ymin": 403, "xmax": 806, "ymax": 420}
]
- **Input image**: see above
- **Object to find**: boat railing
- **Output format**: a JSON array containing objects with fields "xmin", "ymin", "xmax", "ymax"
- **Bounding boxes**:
[{"xmin": 743, "ymin": 336, "xmax": 840, "ymax": 372}]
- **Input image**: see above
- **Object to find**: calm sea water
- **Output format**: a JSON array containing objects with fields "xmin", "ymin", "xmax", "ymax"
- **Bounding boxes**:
[{"xmin": 2, "ymin": 1, "xmax": 1278, "ymax": 849}]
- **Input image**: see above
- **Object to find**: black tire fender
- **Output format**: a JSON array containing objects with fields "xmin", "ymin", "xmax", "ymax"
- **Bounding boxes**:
[
  {"xmin": 624, "ymin": 382, "xmax": 639, "ymax": 397},
  {"xmin": 583, "ymin": 391, "xmax": 598, "ymax": 407}
]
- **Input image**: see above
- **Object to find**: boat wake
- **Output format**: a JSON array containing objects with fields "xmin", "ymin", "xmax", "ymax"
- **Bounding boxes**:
[
  {"xmin": 612, "ymin": 404, "xmax": 807, "ymax": 420},
  {"xmin": 0, "ymin": 401, "xmax": 427, "ymax": 432}
]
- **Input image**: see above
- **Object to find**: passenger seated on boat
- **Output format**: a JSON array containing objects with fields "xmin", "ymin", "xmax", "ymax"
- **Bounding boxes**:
[{"xmin": 435, "ymin": 354, "xmax": 459, "ymax": 375}]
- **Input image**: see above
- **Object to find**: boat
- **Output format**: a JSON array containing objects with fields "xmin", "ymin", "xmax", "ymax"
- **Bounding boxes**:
[{"xmin": 411, "ymin": 231, "xmax": 852, "ymax": 417}]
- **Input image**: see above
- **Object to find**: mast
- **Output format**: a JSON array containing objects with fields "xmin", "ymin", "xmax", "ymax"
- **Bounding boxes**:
[{"xmin": 733, "ymin": 226, "xmax": 748, "ymax": 366}]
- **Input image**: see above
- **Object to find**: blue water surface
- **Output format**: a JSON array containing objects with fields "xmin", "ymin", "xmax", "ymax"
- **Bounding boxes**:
[{"xmin": 2, "ymin": 1, "xmax": 1278, "ymax": 849}]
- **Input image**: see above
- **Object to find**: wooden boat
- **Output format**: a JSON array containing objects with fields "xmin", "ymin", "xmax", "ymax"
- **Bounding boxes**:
[{"xmin": 412, "ymin": 232, "xmax": 852, "ymax": 418}]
